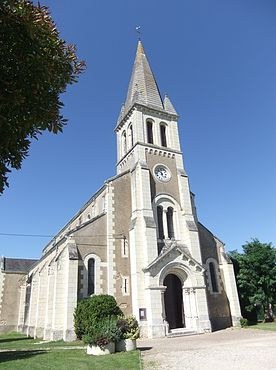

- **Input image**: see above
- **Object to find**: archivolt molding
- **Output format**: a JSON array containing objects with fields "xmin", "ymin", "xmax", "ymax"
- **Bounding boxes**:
[
  {"xmin": 82, "ymin": 253, "xmax": 102, "ymax": 297},
  {"xmin": 83, "ymin": 253, "xmax": 101, "ymax": 268},
  {"xmin": 153, "ymin": 193, "xmax": 180, "ymax": 210},
  {"xmin": 159, "ymin": 261, "xmax": 189, "ymax": 286}
]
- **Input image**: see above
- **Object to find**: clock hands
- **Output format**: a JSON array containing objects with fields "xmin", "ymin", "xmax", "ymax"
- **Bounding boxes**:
[{"xmin": 154, "ymin": 166, "xmax": 170, "ymax": 181}]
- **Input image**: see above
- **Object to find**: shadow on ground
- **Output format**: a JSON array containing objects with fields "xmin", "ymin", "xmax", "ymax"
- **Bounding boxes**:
[
  {"xmin": 0, "ymin": 337, "xmax": 33, "ymax": 344},
  {"xmin": 137, "ymin": 346, "xmax": 152, "ymax": 351},
  {"xmin": 0, "ymin": 350, "xmax": 47, "ymax": 363}
]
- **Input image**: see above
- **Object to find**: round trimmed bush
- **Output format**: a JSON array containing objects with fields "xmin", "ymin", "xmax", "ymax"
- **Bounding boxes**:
[{"xmin": 74, "ymin": 294, "xmax": 123, "ymax": 339}]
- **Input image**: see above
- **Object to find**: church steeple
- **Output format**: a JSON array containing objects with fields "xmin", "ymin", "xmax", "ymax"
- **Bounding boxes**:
[
  {"xmin": 124, "ymin": 40, "xmax": 164, "ymax": 112},
  {"xmin": 116, "ymin": 41, "xmax": 181, "ymax": 172},
  {"xmin": 116, "ymin": 41, "xmax": 178, "ymax": 128}
]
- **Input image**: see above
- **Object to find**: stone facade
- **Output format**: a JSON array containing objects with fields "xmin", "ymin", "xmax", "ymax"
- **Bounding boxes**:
[
  {"xmin": 0, "ymin": 258, "xmax": 37, "ymax": 333},
  {"xmin": 0, "ymin": 41, "xmax": 241, "ymax": 340}
]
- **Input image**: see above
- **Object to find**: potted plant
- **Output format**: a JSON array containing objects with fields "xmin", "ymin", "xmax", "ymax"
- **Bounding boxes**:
[
  {"xmin": 116, "ymin": 315, "xmax": 140, "ymax": 352},
  {"xmin": 83, "ymin": 317, "xmax": 121, "ymax": 355}
]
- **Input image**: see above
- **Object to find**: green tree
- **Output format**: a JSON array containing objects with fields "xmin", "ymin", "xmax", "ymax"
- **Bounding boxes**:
[
  {"xmin": 0, "ymin": 0, "xmax": 85, "ymax": 193},
  {"xmin": 230, "ymin": 239, "xmax": 276, "ymax": 322}
]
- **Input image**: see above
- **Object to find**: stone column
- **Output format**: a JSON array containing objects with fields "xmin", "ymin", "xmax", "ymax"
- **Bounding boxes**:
[
  {"xmin": 189, "ymin": 288, "xmax": 199, "ymax": 329},
  {"xmin": 220, "ymin": 263, "xmax": 241, "ymax": 326},
  {"xmin": 26, "ymin": 274, "xmax": 38, "ymax": 338},
  {"xmin": 43, "ymin": 265, "xmax": 54, "ymax": 340},
  {"xmin": 63, "ymin": 244, "xmax": 78, "ymax": 341},
  {"xmin": 146, "ymin": 286, "xmax": 166, "ymax": 338},
  {"xmin": 163, "ymin": 209, "xmax": 168, "ymax": 239},
  {"xmin": 194, "ymin": 287, "xmax": 211, "ymax": 333},
  {"xmin": 34, "ymin": 271, "xmax": 41, "ymax": 338},
  {"xmin": 106, "ymin": 184, "xmax": 115, "ymax": 296},
  {"xmin": 50, "ymin": 262, "xmax": 58, "ymax": 340},
  {"xmin": 17, "ymin": 282, "xmax": 27, "ymax": 332},
  {"xmin": 183, "ymin": 288, "xmax": 193, "ymax": 329}
]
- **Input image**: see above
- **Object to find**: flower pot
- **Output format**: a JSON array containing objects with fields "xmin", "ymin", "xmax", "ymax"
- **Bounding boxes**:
[
  {"xmin": 87, "ymin": 342, "xmax": 115, "ymax": 355},
  {"xmin": 116, "ymin": 338, "xmax": 137, "ymax": 352}
]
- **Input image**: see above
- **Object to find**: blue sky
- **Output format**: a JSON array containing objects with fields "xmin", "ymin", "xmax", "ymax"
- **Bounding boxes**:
[{"xmin": 1, "ymin": 0, "xmax": 275, "ymax": 259}]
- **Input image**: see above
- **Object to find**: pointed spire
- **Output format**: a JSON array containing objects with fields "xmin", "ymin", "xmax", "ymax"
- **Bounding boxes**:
[
  {"xmin": 163, "ymin": 94, "xmax": 178, "ymax": 115},
  {"xmin": 124, "ymin": 40, "xmax": 164, "ymax": 111}
]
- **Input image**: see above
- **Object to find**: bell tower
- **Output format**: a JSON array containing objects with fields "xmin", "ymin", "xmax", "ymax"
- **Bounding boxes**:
[
  {"xmin": 115, "ymin": 41, "xmax": 211, "ymax": 337},
  {"xmin": 115, "ymin": 40, "xmax": 202, "ymax": 262},
  {"xmin": 115, "ymin": 41, "xmax": 181, "ymax": 174}
]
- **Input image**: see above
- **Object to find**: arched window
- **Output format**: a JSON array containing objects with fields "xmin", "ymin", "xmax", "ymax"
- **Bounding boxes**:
[
  {"xmin": 157, "ymin": 205, "xmax": 164, "ymax": 239},
  {"xmin": 87, "ymin": 258, "xmax": 95, "ymax": 295},
  {"xmin": 209, "ymin": 262, "xmax": 219, "ymax": 293},
  {"xmin": 128, "ymin": 124, "xmax": 134, "ymax": 148},
  {"xmin": 160, "ymin": 124, "xmax": 167, "ymax": 147},
  {"xmin": 166, "ymin": 207, "xmax": 174, "ymax": 239},
  {"xmin": 122, "ymin": 131, "xmax": 127, "ymax": 156},
  {"xmin": 147, "ymin": 121, "xmax": 154, "ymax": 144}
]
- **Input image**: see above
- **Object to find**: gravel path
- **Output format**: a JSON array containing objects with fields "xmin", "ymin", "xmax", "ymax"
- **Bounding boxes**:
[{"xmin": 138, "ymin": 328, "xmax": 276, "ymax": 369}]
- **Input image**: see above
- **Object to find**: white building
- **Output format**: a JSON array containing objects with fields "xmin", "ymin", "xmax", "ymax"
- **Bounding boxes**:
[{"xmin": 0, "ymin": 41, "xmax": 241, "ymax": 340}]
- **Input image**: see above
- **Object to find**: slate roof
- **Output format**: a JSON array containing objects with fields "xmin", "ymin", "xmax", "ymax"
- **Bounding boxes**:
[
  {"xmin": 124, "ymin": 40, "xmax": 164, "ymax": 112},
  {"xmin": 116, "ymin": 41, "xmax": 178, "ymax": 127},
  {"xmin": 1, "ymin": 257, "xmax": 37, "ymax": 272},
  {"xmin": 163, "ymin": 94, "xmax": 178, "ymax": 115}
]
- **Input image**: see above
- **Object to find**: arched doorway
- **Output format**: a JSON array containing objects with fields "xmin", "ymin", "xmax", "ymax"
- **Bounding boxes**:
[{"xmin": 164, "ymin": 274, "xmax": 184, "ymax": 329}]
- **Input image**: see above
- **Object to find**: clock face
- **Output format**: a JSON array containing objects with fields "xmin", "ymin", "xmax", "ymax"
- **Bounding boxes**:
[{"xmin": 154, "ymin": 165, "xmax": 171, "ymax": 182}]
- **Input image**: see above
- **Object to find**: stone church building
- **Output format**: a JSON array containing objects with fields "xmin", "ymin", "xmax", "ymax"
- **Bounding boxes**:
[{"xmin": 0, "ymin": 41, "xmax": 241, "ymax": 340}]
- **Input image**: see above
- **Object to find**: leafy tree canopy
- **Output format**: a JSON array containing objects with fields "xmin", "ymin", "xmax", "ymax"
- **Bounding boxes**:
[
  {"xmin": 230, "ymin": 239, "xmax": 276, "ymax": 322},
  {"xmin": 0, "ymin": 0, "xmax": 85, "ymax": 193}
]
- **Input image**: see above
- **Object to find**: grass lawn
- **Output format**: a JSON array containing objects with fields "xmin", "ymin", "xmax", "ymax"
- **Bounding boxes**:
[
  {"xmin": 247, "ymin": 321, "xmax": 276, "ymax": 331},
  {"xmin": 0, "ymin": 332, "xmax": 141, "ymax": 369}
]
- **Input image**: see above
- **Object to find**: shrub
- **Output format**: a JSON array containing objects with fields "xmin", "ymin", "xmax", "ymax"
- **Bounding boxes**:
[
  {"xmin": 240, "ymin": 318, "xmax": 249, "ymax": 328},
  {"xmin": 82, "ymin": 317, "xmax": 121, "ymax": 348},
  {"xmin": 117, "ymin": 315, "xmax": 140, "ymax": 340},
  {"xmin": 74, "ymin": 294, "xmax": 122, "ymax": 339}
]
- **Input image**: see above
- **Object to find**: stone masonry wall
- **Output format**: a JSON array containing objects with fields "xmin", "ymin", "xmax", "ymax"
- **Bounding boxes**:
[
  {"xmin": 0, "ymin": 272, "xmax": 25, "ymax": 332},
  {"xmin": 198, "ymin": 223, "xmax": 232, "ymax": 330},
  {"xmin": 112, "ymin": 173, "xmax": 133, "ymax": 314}
]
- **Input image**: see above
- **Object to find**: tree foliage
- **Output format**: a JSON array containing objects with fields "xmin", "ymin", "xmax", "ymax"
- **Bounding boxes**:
[
  {"xmin": 229, "ymin": 239, "xmax": 276, "ymax": 322},
  {"xmin": 0, "ymin": 0, "xmax": 85, "ymax": 193}
]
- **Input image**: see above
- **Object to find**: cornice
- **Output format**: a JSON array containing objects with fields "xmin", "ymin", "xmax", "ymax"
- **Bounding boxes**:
[{"xmin": 115, "ymin": 102, "xmax": 179, "ymax": 132}]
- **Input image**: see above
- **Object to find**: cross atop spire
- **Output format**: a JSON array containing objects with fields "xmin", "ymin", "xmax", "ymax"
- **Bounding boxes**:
[
  {"xmin": 124, "ymin": 40, "xmax": 164, "ymax": 112},
  {"xmin": 135, "ymin": 25, "xmax": 142, "ymax": 40}
]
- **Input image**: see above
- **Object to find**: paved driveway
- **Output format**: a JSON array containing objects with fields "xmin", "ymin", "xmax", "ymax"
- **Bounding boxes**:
[{"xmin": 138, "ymin": 328, "xmax": 276, "ymax": 369}]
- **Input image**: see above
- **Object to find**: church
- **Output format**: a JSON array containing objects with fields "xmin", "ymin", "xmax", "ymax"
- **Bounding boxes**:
[{"xmin": 0, "ymin": 41, "xmax": 241, "ymax": 340}]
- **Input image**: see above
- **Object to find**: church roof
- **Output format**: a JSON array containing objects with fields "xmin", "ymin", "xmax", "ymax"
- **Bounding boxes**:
[
  {"xmin": 0, "ymin": 257, "xmax": 37, "ymax": 273},
  {"xmin": 124, "ymin": 40, "xmax": 164, "ymax": 112}
]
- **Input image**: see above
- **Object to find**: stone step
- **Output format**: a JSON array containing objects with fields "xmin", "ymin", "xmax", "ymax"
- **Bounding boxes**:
[{"xmin": 167, "ymin": 328, "xmax": 198, "ymax": 338}]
